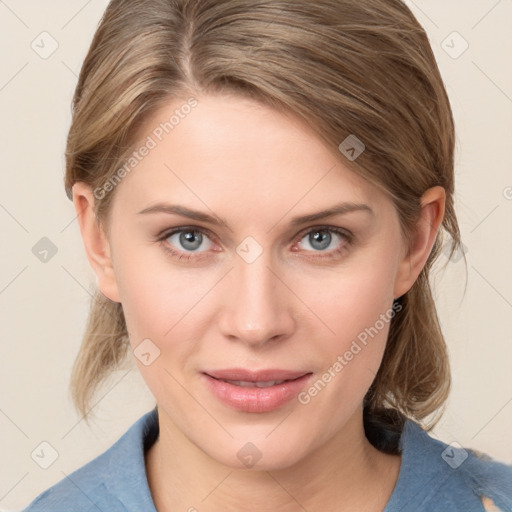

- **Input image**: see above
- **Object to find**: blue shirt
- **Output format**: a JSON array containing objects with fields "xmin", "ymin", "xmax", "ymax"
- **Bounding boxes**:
[{"xmin": 24, "ymin": 408, "xmax": 512, "ymax": 511}]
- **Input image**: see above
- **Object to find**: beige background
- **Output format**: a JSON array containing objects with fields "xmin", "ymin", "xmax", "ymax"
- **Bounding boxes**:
[{"xmin": 1, "ymin": 0, "xmax": 511, "ymax": 509}]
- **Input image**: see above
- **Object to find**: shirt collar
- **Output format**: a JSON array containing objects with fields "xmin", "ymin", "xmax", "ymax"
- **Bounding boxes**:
[
  {"xmin": 382, "ymin": 418, "xmax": 450, "ymax": 511},
  {"xmin": 101, "ymin": 408, "xmax": 508, "ymax": 511},
  {"xmin": 106, "ymin": 407, "xmax": 159, "ymax": 510},
  {"xmin": 103, "ymin": 409, "xmax": 419, "ymax": 510}
]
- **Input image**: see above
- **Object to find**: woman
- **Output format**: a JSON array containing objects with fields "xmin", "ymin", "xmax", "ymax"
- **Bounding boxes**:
[{"xmin": 24, "ymin": 0, "xmax": 512, "ymax": 510}]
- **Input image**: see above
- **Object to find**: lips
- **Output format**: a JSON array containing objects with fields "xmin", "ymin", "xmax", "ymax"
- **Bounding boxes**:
[
  {"xmin": 202, "ymin": 368, "xmax": 313, "ymax": 413},
  {"xmin": 218, "ymin": 380, "xmax": 286, "ymax": 388},
  {"xmin": 204, "ymin": 368, "xmax": 309, "ymax": 382}
]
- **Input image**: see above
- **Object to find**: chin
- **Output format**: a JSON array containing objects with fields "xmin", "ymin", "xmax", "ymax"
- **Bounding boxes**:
[{"xmin": 199, "ymin": 428, "xmax": 317, "ymax": 473}]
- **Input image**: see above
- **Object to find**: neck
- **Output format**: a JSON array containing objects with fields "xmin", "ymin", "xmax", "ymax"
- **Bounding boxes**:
[{"xmin": 146, "ymin": 408, "xmax": 401, "ymax": 512}]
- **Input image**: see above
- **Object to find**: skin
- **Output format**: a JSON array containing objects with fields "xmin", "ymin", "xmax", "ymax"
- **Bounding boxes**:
[{"xmin": 73, "ymin": 93, "xmax": 445, "ymax": 511}]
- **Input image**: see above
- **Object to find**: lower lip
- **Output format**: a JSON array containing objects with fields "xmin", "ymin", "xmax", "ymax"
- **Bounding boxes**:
[{"xmin": 202, "ymin": 373, "xmax": 313, "ymax": 413}]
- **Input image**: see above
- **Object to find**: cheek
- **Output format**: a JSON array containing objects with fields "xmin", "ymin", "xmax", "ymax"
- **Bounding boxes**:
[
  {"xmin": 112, "ymin": 245, "xmax": 224, "ymax": 398},
  {"xmin": 292, "ymin": 247, "xmax": 400, "ymax": 415},
  {"xmin": 116, "ymin": 264, "xmax": 171, "ymax": 338},
  {"xmin": 113, "ymin": 255, "xmax": 204, "ymax": 400},
  {"xmin": 300, "ymin": 247, "xmax": 399, "ymax": 351},
  {"xmin": 112, "ymin": 235, "xmax": 198, "ymax": 329},
  {"xmin": 295, "ymin": 266, "xmax": 398, "ymax": 419}
]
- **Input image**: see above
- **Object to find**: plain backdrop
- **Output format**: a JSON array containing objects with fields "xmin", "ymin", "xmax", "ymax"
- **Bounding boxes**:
[{"xmin": 1, "ymin": 0, "xmax": 511, "ymax": 509}]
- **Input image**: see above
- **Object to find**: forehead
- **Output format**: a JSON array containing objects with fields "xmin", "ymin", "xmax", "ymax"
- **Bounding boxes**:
[{"xmin": 113, "ymin": 94, "xmax": 388, "ymax": 219}]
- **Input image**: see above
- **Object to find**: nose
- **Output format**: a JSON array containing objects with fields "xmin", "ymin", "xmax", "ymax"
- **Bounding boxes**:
[{"xmin": 217, "ymin": 254, "xmax": 296, "ymax": 348}]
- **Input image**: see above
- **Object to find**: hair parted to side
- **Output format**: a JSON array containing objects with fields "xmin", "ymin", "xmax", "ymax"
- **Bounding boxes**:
[{"xmin": 65, "ymin": 0, "xmax": 463, "ymax": 432}]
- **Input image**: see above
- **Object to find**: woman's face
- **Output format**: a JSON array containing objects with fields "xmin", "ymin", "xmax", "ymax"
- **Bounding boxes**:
[{"xmin": 97, "ymin": 94, "xmax": 410, "ymax": 469}]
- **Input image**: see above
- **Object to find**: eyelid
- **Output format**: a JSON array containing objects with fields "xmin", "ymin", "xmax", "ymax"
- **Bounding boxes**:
[
  {"xmin": 293, "ymin": 224, "xmax": 353, "ymax": 242},
  {"xmin": 157, "ymin": 225, "xmax": 218, "ymax": 245}
]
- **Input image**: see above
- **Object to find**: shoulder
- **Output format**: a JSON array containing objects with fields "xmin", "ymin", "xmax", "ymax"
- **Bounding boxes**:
[
  {"xmin": 463, "ymin": 447, "xmax": 512, "ymax": 512},
  {"xmin": 396, "ymin": 419, "xmax": 512, "ymax": 512},
  {"xmin": 23, "ymin": 445, "xmax": 118, "ymax": 511},
  {"xmin": 23, "ymin": 409, "xmax": 159, "ymax": 512},
  {"xmin": 23, "ymin": 477, "xmax": 110, "ymax": 512}
]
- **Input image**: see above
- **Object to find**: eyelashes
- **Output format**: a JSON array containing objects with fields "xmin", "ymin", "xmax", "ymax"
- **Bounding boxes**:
[{"xmin": 156, "ymin": 225, "xmax": 354, "ymax": 263}]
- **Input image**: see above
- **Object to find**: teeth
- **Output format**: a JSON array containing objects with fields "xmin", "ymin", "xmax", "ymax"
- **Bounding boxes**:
[{"xmin": 222, "ymin": 379, "xmax": 286, "ymax": 388}]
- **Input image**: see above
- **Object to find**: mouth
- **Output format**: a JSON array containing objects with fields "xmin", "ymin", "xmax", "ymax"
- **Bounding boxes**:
[
  {"xmin": 204, "ymin": 368, "xmax": 310, "ymax": 381},
  {"xmin": 201, "ymin": 369, "xmax": 313, "ymax": 413},
  {"xmin": 211, "ymin": 378, "xmax": 292, "ymax": 388}
]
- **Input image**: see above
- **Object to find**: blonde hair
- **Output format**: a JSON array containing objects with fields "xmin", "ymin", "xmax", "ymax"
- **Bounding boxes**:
[{"xmin": 65, "ymin": 0, "xmax": 462, "ymax": 433}]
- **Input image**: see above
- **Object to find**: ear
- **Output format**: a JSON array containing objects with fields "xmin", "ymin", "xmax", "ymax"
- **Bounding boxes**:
[
  {"xmin": 393, "ymin": 186, "xmax": 446, "ymax": 299},
  {"xmin": 72, "ymin": 182, "xmax": 121, "ymax": 303}
]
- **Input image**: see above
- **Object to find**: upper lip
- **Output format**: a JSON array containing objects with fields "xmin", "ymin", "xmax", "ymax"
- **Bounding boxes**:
[{"xmin": 204, "ymin": 368, "xmax": 311, "ymax": 382}]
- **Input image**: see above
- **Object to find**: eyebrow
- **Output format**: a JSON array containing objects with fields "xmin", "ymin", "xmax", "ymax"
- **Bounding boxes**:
[{"xmin": 137, "ymin": 202, "xmax": 374, "ymax": 228}]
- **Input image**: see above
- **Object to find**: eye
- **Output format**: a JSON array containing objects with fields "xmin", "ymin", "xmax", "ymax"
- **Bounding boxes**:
[
  {"xmin": 158, "ymin": 227, "xmax": 215, "ymax": 261},
  {"xmin": 293, "ymin": 226, "xmax": 351, "ymax": 258},
  {"xmin": 156, "ymin": 225, "xmax": 352, "ymax": 262}
]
